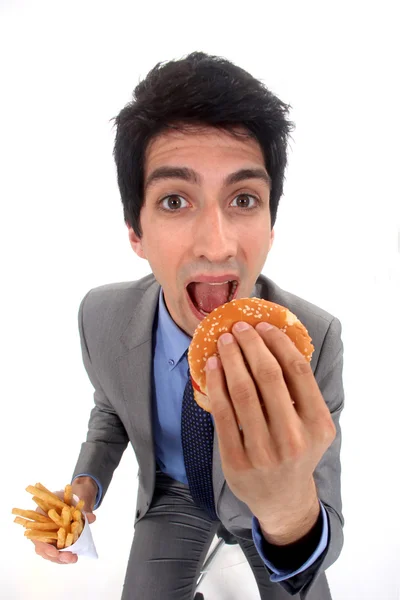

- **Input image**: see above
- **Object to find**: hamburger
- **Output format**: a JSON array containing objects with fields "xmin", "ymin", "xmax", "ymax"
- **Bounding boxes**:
[{"xmin": 187, "ymin": 296, "xmax": 314, "ymax": 412}]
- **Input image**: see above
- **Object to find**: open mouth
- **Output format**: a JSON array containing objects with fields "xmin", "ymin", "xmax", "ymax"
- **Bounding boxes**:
[{"xmin": 186, "ymin": 280, "xmax": 239, "ymax": 316}]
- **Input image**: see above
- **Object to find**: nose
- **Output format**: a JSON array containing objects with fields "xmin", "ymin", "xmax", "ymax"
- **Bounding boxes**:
[{"xmin": 192, "ymin": 205, "xmax": 237, "ymax": 263}]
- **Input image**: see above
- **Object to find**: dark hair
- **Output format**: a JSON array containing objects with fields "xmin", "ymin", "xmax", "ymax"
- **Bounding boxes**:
[{"xmin": 112, "ymin": 51, "xmax": 295, "ymax": 239}]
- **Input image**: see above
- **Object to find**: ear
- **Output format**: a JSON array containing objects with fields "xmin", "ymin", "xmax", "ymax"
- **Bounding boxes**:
[
  {"xmin": 269, "ymin": 228, "xmax": 275, "ymax": 252},
  {"xmin": 127, "ymin": 224, "xmax": 147, "ymax": 259}
]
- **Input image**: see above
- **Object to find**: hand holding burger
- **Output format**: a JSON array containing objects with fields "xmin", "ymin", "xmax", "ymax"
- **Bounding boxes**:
[{"xmin": 187, "ymin": 295, "xmax": 336, "ymax": 541}]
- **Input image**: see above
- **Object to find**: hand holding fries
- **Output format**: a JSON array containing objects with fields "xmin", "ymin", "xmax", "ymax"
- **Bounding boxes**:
[{"xmin": 12, "ymin": 480, "xmax": 97, "ymax": 564}]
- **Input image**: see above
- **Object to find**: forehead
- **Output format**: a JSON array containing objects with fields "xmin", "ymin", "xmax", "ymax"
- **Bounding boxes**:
[{"xmin": 144, "ymin": 124, "xmax": 265, "ymax": 166}]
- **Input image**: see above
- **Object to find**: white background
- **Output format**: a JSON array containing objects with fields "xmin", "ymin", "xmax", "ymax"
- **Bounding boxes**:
[{"xmin": 1, "ymin": 1, "xmax": 399, "ymax": 599}]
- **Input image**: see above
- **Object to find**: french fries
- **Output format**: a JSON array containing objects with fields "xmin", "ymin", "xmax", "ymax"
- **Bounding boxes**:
[
  {"xmin": 57, "ymin": 527, "xmax": 66, "ymax": 550},
  {"xmin": 32, "ymin": 496, "xmax": 50, "ymax": 513},
  {"xmin": 25, "ymin": 530, "xmax": 58, "ymax": 540},
  {"xmin": 64, "ymin": 484, "xmax": 73, "ymax": 506},
  {"xmin": 26, "ymin": 486, "xmax": 68, "ymax": 511},
  {"xmin": 12, "ymin": 483, "xmax": 86, "ymax": 549},
  {"xmin": 48, "ymin": 509, "xmax": 64, "ymax": 529},
  {"xmin": 12, "ymin": 508, "xmax": 52, "ymax": 523},
  {"xmin": 15, "ymin": 518, "xmax": 59, "ymax": 531}
]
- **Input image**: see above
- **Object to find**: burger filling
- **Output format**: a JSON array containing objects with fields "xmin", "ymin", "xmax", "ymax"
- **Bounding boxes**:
[{"xmin": 187, "ymin": 281, "xmax": 238, "ymax": 314}]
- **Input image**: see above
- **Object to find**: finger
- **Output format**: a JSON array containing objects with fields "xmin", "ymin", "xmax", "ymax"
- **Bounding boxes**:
[
  {"xmin": 85, "ymin": 512, "xmax": 96, "ymax": 524},
  {"xmin": 216, "ymin": 331, "xmax": 271, "ymax": 447},
  {"xmin": 58, "ymin": 552, "xmax": 78, "ymax": 564},
  {"xmin": 205, "ymin": 353, "xmax": 247, "ymax": 468},
  {"xmin": 32, "ymin": 540, "xmax": 59, "ymax": 558},
  {"xmin": 47, "ymin": 552, "xmax": 78, "ymax": 564},
  {"xmin": 231, "ymin": 323, "xmax": 299, "ymax": 436},
  {"xmin": 33, "ymin": 541, "xmax": 77, "ymax": 563},
  {"xmin": 255, "ymin": 322, "xmax": 327, "ymax": 423}
]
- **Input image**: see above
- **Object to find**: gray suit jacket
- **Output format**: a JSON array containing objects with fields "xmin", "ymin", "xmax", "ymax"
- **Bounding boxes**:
[{"xmin": 72, "ymin": 272, "xmax": 345, "ymax": 599}]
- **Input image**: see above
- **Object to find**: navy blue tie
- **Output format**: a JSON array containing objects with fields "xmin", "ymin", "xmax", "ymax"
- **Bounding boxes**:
[{"xmin": 181, "ymin": 351, "xmax": 218, "ymax": 521}]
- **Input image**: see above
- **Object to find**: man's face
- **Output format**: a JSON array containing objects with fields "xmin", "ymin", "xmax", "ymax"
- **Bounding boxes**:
[{"xmin": 128, "ymin": 125, "xmax": 275, "ymax": 337}]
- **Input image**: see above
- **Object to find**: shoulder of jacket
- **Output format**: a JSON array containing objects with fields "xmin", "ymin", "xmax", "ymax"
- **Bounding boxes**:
[
  {"xmin": 80, "ymin": 272, "xmax": 157, "ymax": 312},
  {"xmin": 257, "ymin": 273, "xmax": 340, "ymax": 327}
]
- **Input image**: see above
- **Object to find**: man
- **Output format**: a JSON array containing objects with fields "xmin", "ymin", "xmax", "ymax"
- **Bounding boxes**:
[{"xmin": 33, "ymin": 52, "xmax": 345, "ymax": 599}]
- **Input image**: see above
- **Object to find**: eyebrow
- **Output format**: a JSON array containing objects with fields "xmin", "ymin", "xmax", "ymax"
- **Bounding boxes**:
[{"xmin": 144, "ymin": 166, "xmax": 271, "ymax": 192}]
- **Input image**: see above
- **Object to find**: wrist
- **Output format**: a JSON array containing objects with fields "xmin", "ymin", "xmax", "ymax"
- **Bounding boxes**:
[
  {"xmin": 259, "ymin": 496, "xmax": 321, "ymax": 546},
  {"xmin": 72, "ymin": 476, "xmax": 98, "ymax": 510}
]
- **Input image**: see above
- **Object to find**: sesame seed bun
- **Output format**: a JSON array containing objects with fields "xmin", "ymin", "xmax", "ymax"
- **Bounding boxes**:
[{"xmin": 188, "ymin": 297, "xmax": 314, "ymax": 412}]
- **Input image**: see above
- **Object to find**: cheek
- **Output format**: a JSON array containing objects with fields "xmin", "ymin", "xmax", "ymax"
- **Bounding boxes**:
[
  {"xmin": 146, "ymin": 232, "xmax": 182, "ymax": 276},
  {"xmin": 244, "ymin": 228, "xmax": 269, "ymax": 256}
]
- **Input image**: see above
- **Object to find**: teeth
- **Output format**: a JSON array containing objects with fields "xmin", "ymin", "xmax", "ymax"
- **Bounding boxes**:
[{"xmin": 228, "ymin": 280, "xmax": 238, "ymax": 302}]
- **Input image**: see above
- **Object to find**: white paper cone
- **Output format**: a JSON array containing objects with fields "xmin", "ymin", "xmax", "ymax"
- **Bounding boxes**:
[
  {"xmin": 53, "ymin": 491, "xmax": 98, "ymax": 559},
  {"xmin": 59, "ymin": 514, "xmax": 98, "ymax": 558}
]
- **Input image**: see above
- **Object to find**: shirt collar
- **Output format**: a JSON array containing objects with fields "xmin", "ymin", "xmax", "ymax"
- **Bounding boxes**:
[
  {"xmin": 157, "ymin": 286, "xmax": 192, "ymax": 369},
  {"xmin": 157, "ymin": 281, "xmax": 259, "ymax": 370}
]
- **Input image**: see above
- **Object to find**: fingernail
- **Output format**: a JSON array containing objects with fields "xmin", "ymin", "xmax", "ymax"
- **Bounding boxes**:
[
  {"xmin": 233, "ymin": 321, "xmax": 250, "ymax": 332},
  {"xmin": 256, "ymin": 322, "xmax": 274, "ymax": 332},
  {"xmin": 59, "ymin": 555, "xmax": 69, "ymax": 563},
  {"xmin": 206, "ymin": 356, "xmax": 218, "ymax": 370},
  {"xmin": 219, "ymin": 333, "xmax": 234, "ymax": 345}
]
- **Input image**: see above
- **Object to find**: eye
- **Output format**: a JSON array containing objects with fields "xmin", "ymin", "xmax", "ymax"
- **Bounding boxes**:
[
  {"xmin": 230, "ymin": 194, "xmax": 259, "ymax": 209},
  {"xmin": 158, "ymin": 193, "xmax": 260, "ymax": 212},
  {"xmin": 159, "ymin": 195, "xmax": 189, "ymax": 211}
]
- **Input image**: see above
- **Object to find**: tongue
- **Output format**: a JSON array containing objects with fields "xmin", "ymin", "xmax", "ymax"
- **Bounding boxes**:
[{"xmin": 190, "ymin": 282, "xmax": 230, "ymax": 313}]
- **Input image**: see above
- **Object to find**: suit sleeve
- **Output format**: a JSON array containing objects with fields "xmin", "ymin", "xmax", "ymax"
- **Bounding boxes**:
[
  {"xmin": 258, "ymin": 316, "xmax": 346, "ymax": 598},
  {"xmin": 71, "ymin": 290, "xmax": 129, "ymax": 507},
  {"xmin": 251, "ymin": 500, "xmax": 328, "ymax": 578}
]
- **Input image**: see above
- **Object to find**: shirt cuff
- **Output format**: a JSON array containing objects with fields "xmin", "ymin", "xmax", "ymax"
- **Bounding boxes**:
[
  {"xmin": 72, "ymin": 473, "xmax": 103, "ymax": 510},
  {"xmin": 251, "ymin": 500, "xmax": 328, "ymax": 583}
]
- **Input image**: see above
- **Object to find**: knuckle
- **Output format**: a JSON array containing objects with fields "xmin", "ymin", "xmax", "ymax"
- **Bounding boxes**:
[
  {"xmin": 248, "ymin": 443, "xmax": 275, "ymax": 467},
  {"xmin": 284, "ymin": 430, "xmax": 308, "ymax": 459},
  {"xmin": 256, "ymin": 362, "xmax": 282, "ymax": 384},
  {"xmin": 321, "ymin": 417, "xmax": 336, "ymax": 443},
  {"xmin": 211, "ymin": 403, "xmax": 231, "ymax": 422},
  {"xmin": 231, "ymin": 379, "xmax": 252, "ymax": 404},
  {"xmin": 290, "ymin": 358, "xmax": 311, "ymax": 375}
]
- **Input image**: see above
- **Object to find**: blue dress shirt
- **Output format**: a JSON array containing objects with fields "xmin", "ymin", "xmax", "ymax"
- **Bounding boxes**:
[{"xmin": 75, "ymin": 285, "xmax": 328, "ymax": 581}]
